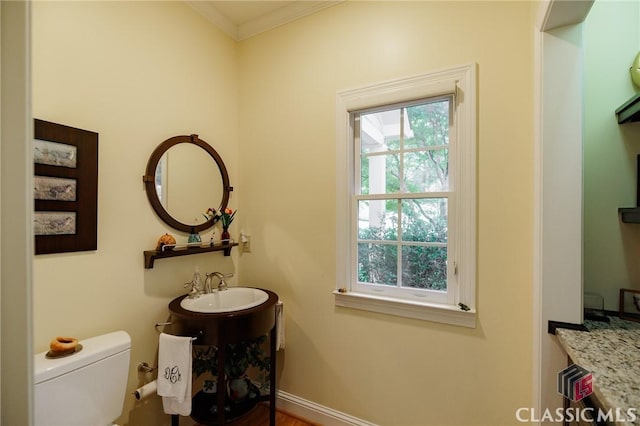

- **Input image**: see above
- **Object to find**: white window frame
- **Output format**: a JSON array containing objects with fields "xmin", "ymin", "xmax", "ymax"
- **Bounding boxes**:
[{"xmin": 334, "ymin": 64, "xmax": 477, "ymax": 328}]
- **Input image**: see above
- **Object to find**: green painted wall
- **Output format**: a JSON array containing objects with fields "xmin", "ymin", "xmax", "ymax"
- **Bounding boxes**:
[{"xmin": 584, "ymin": 0, "xmax": 640, "ymax": 310}]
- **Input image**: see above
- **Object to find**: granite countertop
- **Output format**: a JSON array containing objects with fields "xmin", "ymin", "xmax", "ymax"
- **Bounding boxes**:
[{"xmin": 556, "ymin": 317, "xmax": 640, "ymax": 425}]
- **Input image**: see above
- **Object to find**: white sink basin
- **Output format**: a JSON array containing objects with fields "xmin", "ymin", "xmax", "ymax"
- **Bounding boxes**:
[{"xmin": 180, "ymin": 287, "xmax": 268, "ymax": 313}]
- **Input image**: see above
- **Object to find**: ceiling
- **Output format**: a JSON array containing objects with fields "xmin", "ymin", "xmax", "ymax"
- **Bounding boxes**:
[{"xmin": 185, "ymin": 1, "xmax": 342, "ymax": 41}]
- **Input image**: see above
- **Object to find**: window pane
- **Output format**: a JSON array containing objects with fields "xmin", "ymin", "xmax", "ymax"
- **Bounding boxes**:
[
  {"xmin": 405, "ymin": 100, "xmax": 449, "ymax": 149},
  {"xmin": 360, "ymin": 153, "xmax": 399, "ymax": 195},
  {"xmin": 358, "ymin": 199, "xmax": 397, "ymax": 240},
  {"xmin": 401, "ymin": 199, "xmax": 447, "ymax": 243},
  {"xmin": 402, "ymin": 246, "xmax": 447, "ymax": 291},
  {"xmin": 353, "ymin": 96, "xmax": 455, "ymax": 298},
  {"xmin": 359, "ymin": 109, "xmax": 402, "ymax": 154},
  {"xmin": 404, "ymin": 149, "xmax": 448, "ymax": 192},
  {"xmin": 358, "ymin": 243, "xmax": 397, "ymax": 285}
]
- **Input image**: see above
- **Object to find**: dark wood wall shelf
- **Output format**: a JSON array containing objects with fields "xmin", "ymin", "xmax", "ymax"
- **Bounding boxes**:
[
  {"xmin": 616, "ymin": 93, "xmax": 640, "ymax": 124},
  {"xmin": 619, "ymin": 207, "xmax": 640, "ymax": 223},
  {"xmin": 144, "ymin": 243, "xmax": 238, "ymax": 269}
]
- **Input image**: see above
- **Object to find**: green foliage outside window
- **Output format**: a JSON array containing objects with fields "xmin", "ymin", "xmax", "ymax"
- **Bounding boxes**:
[
  {"xmin": 357, "ymin": 212, "xmax": 447, "ymax": 291},
  {"xmin": 357, "ymin": 99, "xmax": 450, "ymax": 291}
]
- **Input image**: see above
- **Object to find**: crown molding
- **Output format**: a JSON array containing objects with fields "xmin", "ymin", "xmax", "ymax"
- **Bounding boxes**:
[
  {"xmin": 186, "ymin": 1, "xmax": 343, "ymax": 41},
  {"xmin": 185, "ymin": 1, "xmax": 239, "ymax": 40},
  {"xmin": 238, "ymin": 1, "xmax": 342, "ymax": 41}
]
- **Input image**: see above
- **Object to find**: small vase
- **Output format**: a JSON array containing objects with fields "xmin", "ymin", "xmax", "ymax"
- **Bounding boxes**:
[
  {"xmin": 221, "ymin": 227, "xmax": 231, "ymax": 244},
  {"xmin": 227, "ymin": 376, "xmax": 250, "ymax": 402},
  {"xmin": 188, "ymin": 227, "xmax": 201, "ymax": 245}
]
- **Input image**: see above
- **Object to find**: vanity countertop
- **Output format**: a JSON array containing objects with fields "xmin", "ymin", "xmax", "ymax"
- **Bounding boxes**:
[{"xmin": 556, "ymin": 317, "xmax": 640, "ymax": 425}]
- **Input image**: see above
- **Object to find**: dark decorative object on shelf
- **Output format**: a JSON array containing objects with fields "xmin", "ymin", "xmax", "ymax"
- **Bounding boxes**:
[
  {"xmin": 618, "ymin": 155, "xmax": 640, "ymax": 223},
  {"xmin": 220, "ymin": 208, "xmax": 236, "ymax": 234},
  {"xmin": 619, "ymin": 288, "xmax": 640, "ymax": 323},
  {"xmin": 221, "ymin": 228, "xmax": 231, "ymax": 244}
]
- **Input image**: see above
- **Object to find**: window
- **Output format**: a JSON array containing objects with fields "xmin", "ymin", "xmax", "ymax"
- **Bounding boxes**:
[{"xmin": 335, "ymin": 64, "xmax": 476, "ymax": 327}]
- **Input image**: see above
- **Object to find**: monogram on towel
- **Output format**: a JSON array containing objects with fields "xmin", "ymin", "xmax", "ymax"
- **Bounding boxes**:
[{"xmin": 164, "ymin": 365, "xmax": 181, "ymax": 384}]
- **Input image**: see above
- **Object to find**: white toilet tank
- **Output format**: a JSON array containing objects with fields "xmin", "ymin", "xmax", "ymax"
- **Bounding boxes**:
[{"xmin": 34, "ymin": 331, "xmax": 131, "ymax": 426}]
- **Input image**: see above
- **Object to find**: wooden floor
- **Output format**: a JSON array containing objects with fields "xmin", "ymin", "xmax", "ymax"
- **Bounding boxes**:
[{"xmin": 192, "ymin": 403, "xmax": 317, "ymax": 426}]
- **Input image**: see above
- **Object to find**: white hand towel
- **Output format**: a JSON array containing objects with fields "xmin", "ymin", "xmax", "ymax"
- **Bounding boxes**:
[{"xmin": 157, "ymin": 333, "xmax": 192, "ymax": 416}]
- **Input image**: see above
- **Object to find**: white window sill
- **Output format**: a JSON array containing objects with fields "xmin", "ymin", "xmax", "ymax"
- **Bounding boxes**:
[{"xmin": 333, "ymin": 290, "xmax": 476, "ymax": 328}]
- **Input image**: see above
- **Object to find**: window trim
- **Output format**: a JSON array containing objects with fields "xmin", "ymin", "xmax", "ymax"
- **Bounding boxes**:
[{"xmin": 335, "ymin": 64, "xmax": 477, "ymax": 328}]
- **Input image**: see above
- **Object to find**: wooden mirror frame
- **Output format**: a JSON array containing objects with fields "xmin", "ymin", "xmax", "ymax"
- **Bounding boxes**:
[{"xmin": 143, "ymin": 134, "xmax": 231, "ymax": 233}]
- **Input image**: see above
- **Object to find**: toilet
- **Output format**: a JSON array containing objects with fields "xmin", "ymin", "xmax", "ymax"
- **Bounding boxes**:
[{"xmin": 34, "ymin": 331, "xmax": 131, "ymax": 426}]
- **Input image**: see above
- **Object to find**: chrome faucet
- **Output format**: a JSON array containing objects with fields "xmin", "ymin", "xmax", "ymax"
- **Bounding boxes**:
[{"xmin": 204, "ymin": 272, "xmax": 234, "ymax": 293}]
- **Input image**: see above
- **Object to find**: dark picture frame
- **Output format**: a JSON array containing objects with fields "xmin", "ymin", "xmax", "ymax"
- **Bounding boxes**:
[
  {"xmin": 34, "ymin": 119, "xmax": 98, "ymax": 254},
  {"xmin": 619, "ymin": 288, "xmax": 640, "ymax": 323}
]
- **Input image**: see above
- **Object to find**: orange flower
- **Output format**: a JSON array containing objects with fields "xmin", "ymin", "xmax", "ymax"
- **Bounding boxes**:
[{"xmin": 221, "ymin": 208, "xmax": 236, "ymax": 228}]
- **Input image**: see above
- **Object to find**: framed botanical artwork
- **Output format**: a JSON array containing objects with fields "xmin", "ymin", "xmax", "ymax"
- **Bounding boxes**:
[
  {"xmin": 619, "ymin": 288, "xmax": 640, "ymax": 323},
  {"xmin": 34, "ymin": 119, "xmax": 98, "ymax": 254}
]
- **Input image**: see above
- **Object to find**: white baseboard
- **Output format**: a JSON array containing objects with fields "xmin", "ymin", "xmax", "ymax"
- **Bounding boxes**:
[{"xmin": 276, "ymin": 390, "xmax": 378, "ymax": 426}]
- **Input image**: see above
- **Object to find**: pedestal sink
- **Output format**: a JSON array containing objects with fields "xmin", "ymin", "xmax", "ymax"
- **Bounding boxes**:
[
  {"xmin": 166, "ymin": 287, "xmax": 278, "ymax": 425},
  {"xmin": 167, "ymin": 287, "xmax": 277, "ymax": 345},
  {"xmin": 180, "ymin": 287, "xmax": 269, "ymax": 313}
]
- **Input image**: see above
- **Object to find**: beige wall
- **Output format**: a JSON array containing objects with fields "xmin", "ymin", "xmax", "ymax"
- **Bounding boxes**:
[
  {"xmin": 33, "ymin": 1, "xmax": 535, "ymax": 425},
  {"xmin": 32, "ymin": 2, "xmax": 239, "ymax": 424},
  {"xmin": 238, "ymin": 2, "xmax": 533, "ymax": 425},
  {"xmin": 583, "ymin": 0, "xmax": 640, "ymax": 311}
]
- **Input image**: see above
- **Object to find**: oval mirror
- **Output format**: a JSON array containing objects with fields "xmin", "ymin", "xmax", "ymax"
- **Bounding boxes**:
[{"xmin": 143, "ymin": 134, "xmax": 231, "ymax": 233}]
